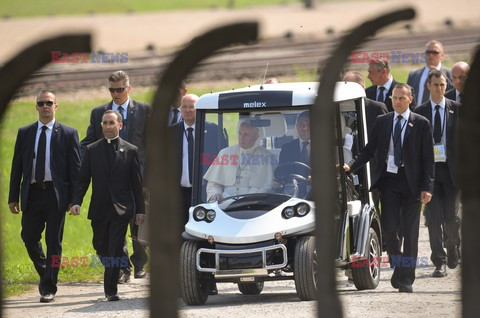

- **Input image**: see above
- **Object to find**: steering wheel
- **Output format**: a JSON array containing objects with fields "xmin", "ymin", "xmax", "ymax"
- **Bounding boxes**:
[{"xmin": 274, "ymin": 161, "xmax": 311, "ymax": 184}]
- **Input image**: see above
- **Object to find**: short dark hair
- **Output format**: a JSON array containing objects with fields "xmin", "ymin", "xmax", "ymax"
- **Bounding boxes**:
[
  {"xmin": 427, "ymin": 69, "xmax": 447, "ymax": 83},
  {"xmin": 296, "ymin": 110, "xmax": 310, "ymax": 123},
  {"xmin": 36, "ymin": 90, "xmax": 56, "ymax": 102},
  {"xmin": 393, "ymin": 83, "xmax": 413, "ymax": 96},
  {"xmin": 103, "ymin": 109, "xmax": 123, "ymax": 122},
  {"xmin": 369, "ymin": 58, "xmax": 390, "ymax": 73},
  {"xmin": 108, "ymin": 70, "xmax": 129, "ymax": 86}
]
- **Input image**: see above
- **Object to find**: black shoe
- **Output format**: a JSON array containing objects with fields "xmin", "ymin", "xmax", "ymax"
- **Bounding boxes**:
[
  {"xmin": 399, "ymin": 284, "xmax": 413, "ymax": 293},
  {"xmin": 390, "ymin": 268, "xmax": 401, "ymax": 289},
  {"xmin": 134, "ymin": 269, "xmax": 146, "ymax": 278},
  {"xmin": 447, "ymin": 247, "xmax": 459, "ymax": 269},
  {"xmin": 40, "ymin": 294, "xmax": 55, "ymax": 303},
  {"xmin": 432, "ymin": 264, "xmax": 447, "ymax": 277},
  {"xmin": 118, "ymin": 271, "xmax": 131, "ymax": 284},
  {"xmin": 106, "ymin": 294, "xmax": 120, "ymax": 301}
]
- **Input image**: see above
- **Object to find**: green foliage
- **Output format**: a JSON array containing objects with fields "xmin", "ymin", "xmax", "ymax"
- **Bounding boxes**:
[{"xmin": 0, "ymin": 0, "xmax": 299, "ymax": 18}]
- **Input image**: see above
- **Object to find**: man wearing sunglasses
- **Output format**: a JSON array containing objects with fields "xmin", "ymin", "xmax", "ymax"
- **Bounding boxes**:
[
  {"xmin": 8, "ymin": 90, "xmax": 81, "ymax": 303},
  {"xmin": 407, "ymin": 40, "xmax": 453, "ymax": 106},
  {"xmin": 80, "ymin": 70, "xmax": 150, "ymax": 283}
]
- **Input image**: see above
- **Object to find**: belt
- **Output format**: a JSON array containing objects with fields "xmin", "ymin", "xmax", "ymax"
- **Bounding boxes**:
[{"xmin": 32, "ymin": 181, "xmax": 53, "ymax": 190}]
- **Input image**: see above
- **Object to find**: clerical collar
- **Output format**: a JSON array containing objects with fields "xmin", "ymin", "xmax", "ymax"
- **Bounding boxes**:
[{"xmin": 106, "ymin": 136, "xmax": 120, "ymax": 144}]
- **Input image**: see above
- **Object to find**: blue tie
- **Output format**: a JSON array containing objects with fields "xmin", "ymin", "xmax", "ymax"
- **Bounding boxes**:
[{"xmin": 393, "ymin": 115, "xmax": 403, "ymax": 167}]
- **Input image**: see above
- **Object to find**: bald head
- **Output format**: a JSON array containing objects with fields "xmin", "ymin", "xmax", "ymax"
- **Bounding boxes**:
[
  {"xmin": 451, "ymin": 61, "xmax": 470, "ymax": 93},
  {"xmin": 343, "ymin": 71, "xmax": 365, "ymax": 89},
  {"xmin": 180, "ymin": 93, "xmax": 198, "ymax": 126}
]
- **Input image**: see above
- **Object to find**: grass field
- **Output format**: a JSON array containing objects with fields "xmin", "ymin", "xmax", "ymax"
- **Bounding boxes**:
[
  {"xmin": 0, "ymin": 0, "xmax": 301, "ymax": 18},
  {"xmin": 0, "ymin": 64, "xmax": 428, "ymax": 297}
]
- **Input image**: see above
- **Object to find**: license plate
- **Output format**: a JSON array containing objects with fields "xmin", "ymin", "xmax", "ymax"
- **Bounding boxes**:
[{"xmin": 240, "ymin": 277, "xmax": 255, "ymax": 282}]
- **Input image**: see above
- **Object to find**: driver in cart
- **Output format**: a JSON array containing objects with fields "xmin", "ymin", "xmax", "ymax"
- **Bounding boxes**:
[
  {"xmin": 204, "ymin": 119, "xmax": 277, "ymax": 202},
  {"xmin": 277, "ymin": 111, "xmax": 311, "ymax": 197}
]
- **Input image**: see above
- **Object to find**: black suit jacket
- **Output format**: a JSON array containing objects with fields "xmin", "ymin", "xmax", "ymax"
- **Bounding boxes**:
[
  {"xmin": 414, "ymin": 99, "xmax": 460, "ymax": 187},
  {"xmin": 365, "ymin": 79, "xmax": 399, "ymax": 112},
  {"xmin": 9, "ymin": 122, "xmax": 81, "ymax": 212},
  {"xmin": 80, "ymin": 100, "xmax": 151, "ymax": 161},
  {"xmin": 171, "ymin": 121, "xmax": 227, "ymax": 184},
  {"xmin": 73, "ymin": 138, "xmax": 145, "ymax": 221},
  {"xmin": 279, "ymin": 138, "xmax": 307, "ymax": 164},
  {"xmin": 444, "ymin": 88, "xmax": 458, "ymax": 102},
  {"xmin": 349, "ymin": 111, "xmax": 435, "ymax": 195},
  {"xmin": 407, "ymin": 66, "xmax": 453, "ymax": 105},
  {"xmin": 364, "ymin": 98, "xmax": 388, "ymax": 138}
]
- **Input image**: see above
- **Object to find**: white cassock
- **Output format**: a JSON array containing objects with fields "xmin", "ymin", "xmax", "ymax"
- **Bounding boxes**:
[{"xmin": 204, "ymin": 144, "xmax": 277, "ymax": 201}]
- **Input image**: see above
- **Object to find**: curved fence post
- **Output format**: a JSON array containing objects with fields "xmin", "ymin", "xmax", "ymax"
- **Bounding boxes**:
[
  {"xmin": 310, "ymin": 8, "xmax": 415, "ymax": 317},
  {"xmin": 146, "ymin": 22, "xmax": 258, "ymax": 317},
  {"xmin": 460, "ymin": 44, "xmax": 480, "ymax": 318},
  {"xmin": 0, "ymin": 34, "xmax": 91, "ymax": 318}
]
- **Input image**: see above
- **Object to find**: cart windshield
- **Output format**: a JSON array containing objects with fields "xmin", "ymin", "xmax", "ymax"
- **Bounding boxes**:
[{"xmin": 199, "ymin": 109, "xmax": 311, "ymax": 203}]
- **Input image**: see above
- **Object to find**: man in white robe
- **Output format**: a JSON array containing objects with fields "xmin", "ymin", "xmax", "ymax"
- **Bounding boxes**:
[{"xmin": 204, "ymin": 120, "xmax": 276, "ymax": 201}]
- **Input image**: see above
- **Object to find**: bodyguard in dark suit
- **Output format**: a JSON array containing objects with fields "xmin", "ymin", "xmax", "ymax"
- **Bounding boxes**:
[
  {"xmin": 444, "ymin": 61, "xmax": 470, "ymax": 104},
  {"xmin": 415, "ymin": 70, "xmax": 461, "ymax": 277},
  {"xmin": 8, "ymin": 91, "xmax": 81, "ymax": 303},
  {"xmin": 345, "ymin": 83, "xmax": 434, "ymax": 293},
  {"xmin": 279, "ymin": 110, "xmax": 310, "ymax": 165},
  {"xmin": 168, "ymin": 80, "xmax": 187, "ymax": 126},
  {"xmin": 407, "ymin": 40, "xmax": 453, "ymax": 106},
  {"xmin": 365, "ymin": 59, "xmax": 399, "ymax": 112},
  {"xmin": 71, "ymin": 110, "xmax": 145, "ymax": 301},
  {"xmin": 81, "ymin": 70, "xmax": 149, "ymax": 281},
  {"xmin": 171, "ymin": 94, "xmax": 227, "ymax": 228}
]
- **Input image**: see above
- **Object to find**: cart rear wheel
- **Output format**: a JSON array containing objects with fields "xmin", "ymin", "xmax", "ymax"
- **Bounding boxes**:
[
  {"xmin": 294, "ymin": 236, "xmax": 317, "ymax": 301},
  {"xmin": 180, "ymin": 241, "xmax": 209, "ymax": 305},
  {"xmin": 238, "ymin": 282, "xmax": 264, "ymax": 295},
  {"xmin": 351, "ymin": 228, "xmax": 381, "ymax": 290}
]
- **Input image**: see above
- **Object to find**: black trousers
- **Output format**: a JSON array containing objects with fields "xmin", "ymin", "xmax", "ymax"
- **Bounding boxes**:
[
  {"xmin": 180, "ymin": 186, "xmax": 193, "ymax": 234},
  {"xmin": 425, "ymin": 162, "xmax": 460, "ymax": 266},
  {"xmin": 91, "ymin": 207, "xmax": 129, "ymax": 296},
  {"xmin": 21, "ymin": 183, "xmax": 65, "ymax": 296},
  {"xmin": 379, "ymin": 168, "xmax": 422, "ymax": 286},
  {"xmin": 120, "ymin": 219, "xmax": 148, "ymax": 275}
]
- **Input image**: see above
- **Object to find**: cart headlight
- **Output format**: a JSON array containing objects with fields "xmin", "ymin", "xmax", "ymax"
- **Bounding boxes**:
[
  {"xmin": 206, "ymin": 210, "xmax": 216, "ymax": 222},
  {"xmin": 296, "ymin": 203, "xmax": 310, "ymax": 217},
  {"xmin": 283, "ymin": 207, "xmax": 295, "ymax": 219},
  {"xmin": 194, "ymin": 208, "xmax": 206, "ymax": 221}
]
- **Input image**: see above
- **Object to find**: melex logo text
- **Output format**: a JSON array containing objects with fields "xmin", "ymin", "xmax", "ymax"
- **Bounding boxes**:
[
  {"xmin": 351, "ymin": 51, "xmax": 428, "ymax": 64},
  {"xmin": 243, "ymin": 101, "xmax": 267, "ymax": 108},
  {"xmin": 51, "ymin": 51, "xmax": 129, "ymax": 63}
]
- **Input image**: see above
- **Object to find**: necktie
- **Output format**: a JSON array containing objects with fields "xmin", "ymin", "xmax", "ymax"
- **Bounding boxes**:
[
  {"xmin": 301, "ymin": 141, "xmax": 309, "ymax": 164},
  {"xmin": 187, "ymin": 127, "xmax": 194, "ymax": 184},
  {"xmin": 118, "ymin": 106, "xmax": 126, "ymax": 139},
  {"xmin": 458, "ymin": 93, "xmax": 463, "ymax": 103},
  {"xmin": 393, "ymin": 116, "xmax": 403, "ymax": 167},
  {"xmin": 171, "ymin": 108, "xmax": 179, "ymax": 125},
  {"xmin": 35, "ymin": 126, "xmax": 47, "ymax": 182},
  {"xmin": 433, "ymin": 105, "xmax": 442, "ymax": 143},
  {"xmin": 377, "ymin": 86, "xmax": 386, "ymax": 103}
]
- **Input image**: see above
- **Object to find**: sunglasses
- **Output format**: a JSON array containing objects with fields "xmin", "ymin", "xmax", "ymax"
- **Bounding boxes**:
[
  {"xmin": 109, "ymin": 87, "xmax": 126, "ymax": 93},
  {"xmin": 425, "ymin": 50, "xmax": 440, "ymax": 55},
  {"xmin": 36, "ymin": 101, "xmax": 54, "ymax": 107}
]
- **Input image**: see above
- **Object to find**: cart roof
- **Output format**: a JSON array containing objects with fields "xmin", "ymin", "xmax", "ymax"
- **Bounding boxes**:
[{"xmin": 195, "ymin": 81, "xmax": 366, "ymax": 110}]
